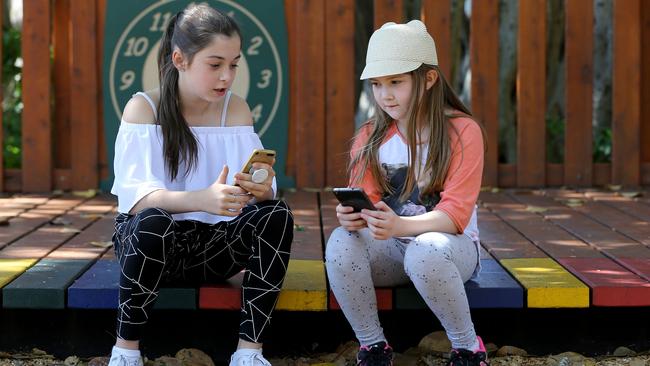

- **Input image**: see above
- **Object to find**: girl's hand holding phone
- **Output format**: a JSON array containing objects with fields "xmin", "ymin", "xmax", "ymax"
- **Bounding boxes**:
[
  {"xmin": 336, "ymin": 204, "xmax": 368, "ymax": 231},
  {"xmin": 359, "ymin": 201, "xmax": 402, "ymax": 240},
  {"xmin": 234, "ymin": 161, "xmax": 276, "ymax": 201},
  {"xmin": 199, "ymin": 165, "xmax": 250, "ymax": 216}
]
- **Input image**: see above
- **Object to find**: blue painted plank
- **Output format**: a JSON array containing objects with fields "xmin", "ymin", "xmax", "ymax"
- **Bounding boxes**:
[
  {"xmin": 395, "ymin": 259, "xmax": 524, "ymax": 309},
  {"xmin": 67, "ymin": 259, "xmax": 196, "ymax": 309}
]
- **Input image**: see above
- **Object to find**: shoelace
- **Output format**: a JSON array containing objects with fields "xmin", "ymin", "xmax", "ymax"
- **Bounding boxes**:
[
  {"xmin": 358, "ymin": 346, "xmax": 392, "ymax": 366},
  {"xmin": 448, "ymin": 349, "xmax": 489, "ymax": 366}
]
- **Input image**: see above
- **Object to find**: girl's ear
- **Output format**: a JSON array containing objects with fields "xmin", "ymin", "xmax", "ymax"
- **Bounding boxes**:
[
  {"xmin": 425, "ymin": 69, "xmax": 439, "ymax": 90},
  {"xmin": 172, "ymin": 49, "xmax": 186, "ymax": 72}
]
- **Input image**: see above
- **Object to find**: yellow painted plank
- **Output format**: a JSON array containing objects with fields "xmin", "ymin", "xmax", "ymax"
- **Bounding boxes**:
[
  {"xmin": 501, "ymin": 258, "xmax": 589, "ymax": 308},
  {"xmin": 276, "ymin": 259, "xmax": 327, "ymax": 311},
  {"xmin": 0, "ymin": 259, "xmax": 37, "ymax": 288}
]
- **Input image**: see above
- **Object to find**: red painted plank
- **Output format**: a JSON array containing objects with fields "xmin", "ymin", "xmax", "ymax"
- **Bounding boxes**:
[
  {"xmin": 199, "ymin": 272, "xmax": 244, "ymax": 310},
  {"xmin": 612, "ymin": 0, "xmax": 641, "ymax": 185},
  {"xmin": 325, "ymin": 0, "xmax": 355, "ymax": 187},
  {"xmin": 558, "ymin": 258, "xmax": 650, "ymax": 306},
  {"xmin": 21, "ymin": 0, "xmax": 52, "ymax": 192},
  {"xmin": 470, "ymin": 0, "xmax": 498, "ymax": 187},
  {"xmin": 70, "ymin": 0, "xmax": 98, "ymax": 190},
  {"xmin": 329, "ymin": 288, "xmax": 392, "ymax": 310},
  {"xmin": 564, "ymin": 0, "xmax": 593, "ymax": 186},
  {"xmin": 517, "ymin": 0, "xmax": 546, "ymax": 187}
]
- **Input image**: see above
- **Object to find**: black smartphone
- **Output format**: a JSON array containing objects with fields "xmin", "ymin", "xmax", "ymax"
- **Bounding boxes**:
[{"xmin": 332, "ymin": 188, "xmax": 376, "ymax": 212}]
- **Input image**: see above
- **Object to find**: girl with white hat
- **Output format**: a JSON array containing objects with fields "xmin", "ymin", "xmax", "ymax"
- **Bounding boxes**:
[{"xmin": 325, "ymin": 20, "xmax": 488, "ymax": 366}]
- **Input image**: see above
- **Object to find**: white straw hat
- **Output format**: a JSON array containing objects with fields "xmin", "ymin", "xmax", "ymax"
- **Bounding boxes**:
[{"xmin": 360, "ymin": 20, "xmax": 438, "ymax": 80}]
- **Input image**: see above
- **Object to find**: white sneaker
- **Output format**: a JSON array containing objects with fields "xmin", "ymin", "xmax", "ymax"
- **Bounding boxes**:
[
  {"xmin": 108, "ymin": 346, "xmax": 143, "ymax": 366},
  {"xmin": 229, "ymin": 348, "xmax": 271, "ymax": 366}
]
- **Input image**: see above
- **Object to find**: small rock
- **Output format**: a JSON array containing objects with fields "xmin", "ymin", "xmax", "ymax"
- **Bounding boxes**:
[
  {"xmin": 175, "ymin": 348, "xmax": 214, "ymax": 366},
  {"xmin": 87, "ymin": 356, "xmax": 109, "ymax": 366},
  {"xmin": 402, "ymin": 346, "xmax": 423, "ymax": 357},
  {"xmin": 418, "ymin": 331, "xmax": 451, "ymax": 353},
  {"xmin": 393, "ymin": 353, "xmax": 418, "ymax": 366},
  {"xmin": 31, "ymin": 348, "xmax": 48, "ymax": 356},
  {"xmin": 496, "ymin": 345, "xmax": 527, "ymax": 357},
  {"xmin": 334, "ymin": 340, "xmax": 360, "ymax": 360},
  {"xmin": 613, "ymin": 346, "xmax": 636, "ymax": 357},
  {"xmin": 151, "ymin": 356, "xmax": 182, "ymax": 366},
  {"xmin": 64, "ymin": 356, "xmax": 81, "ymax": 365},
  {"xmin": 547, "ymin": 352, "xmax": 586, "ymax": 366}
]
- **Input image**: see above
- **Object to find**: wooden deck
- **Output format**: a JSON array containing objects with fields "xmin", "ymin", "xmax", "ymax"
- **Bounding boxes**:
[{"xmin": 1, "ymin": 188, "xmax": 649, "ymax": 311}]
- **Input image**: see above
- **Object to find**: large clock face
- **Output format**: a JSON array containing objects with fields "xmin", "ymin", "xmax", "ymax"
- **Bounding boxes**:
[
  {"xmin": 102, "ymin": 0, "xmax": 292, "ymax": 189},
  {"xmin": 108, "ymin": 0, "xmax": 283, "ymax": 137}
]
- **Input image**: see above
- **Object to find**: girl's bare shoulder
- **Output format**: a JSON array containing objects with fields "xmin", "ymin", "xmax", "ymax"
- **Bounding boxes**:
[
  {"xmin": 121, "ymin": 89, "xmax": 159, "ymax": 124},
  {"xmin": 224, "ymin": 93, "xmax": 253, "ymax": 126}
]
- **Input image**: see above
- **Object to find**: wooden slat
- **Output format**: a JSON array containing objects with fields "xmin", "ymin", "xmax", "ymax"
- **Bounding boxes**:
[
  {"xmin": 2, "ymin": 211, "xmax": 114, "ymax": 309},
  {"xmin": 643, "ymin": 1, "xmax": 650, "ymax": 169},
  {"xmin": 510, "ymin": 193, "xmax": 650, "ymax": 282},
  {"xmin": 612, "ymin": 0, "xmax": 641, "ymax": 186},
  {"xmin": 97, "ymin": 0, "xmax": 109, "ymax": 183},
  {"xmin": 283, "ymin": 190, "xmax": 323, "ymax": 260},
  {"xmin": 0, "ymin": 2, "xmax": 3, "ymax": 193},
  {"xmin": 53, "ymin": 0, "xmax": 71, "ymax": 178},
  {"xmin": 470, "ymin": 0, "xmax": 499, "ymax": 187},
  {"xmin": 70, "ymin": 0, "xmax": 98, "ymax": 190},
  {"xmin": 284, "ymin": 0, "xmax": 297, "ymax": 179},
  {"xmin": 477, "ymin": 207, "xmax": 547, "ymax": 259},
  {"xmin": 275, "ymin": 259, "xmax": 327, "ymax": 311},
  {"xmin": 373, "ymin": 0, "xmax": 403, "ymax": 27},
  {"xmin": 517, "ymin": 0, "xmax": 546, "ymax": 187},
  {"xmin": 564, "ymin": 0, "xmax": 593, "ymax": 186},
  {"xmin": 0, "ymin": 196, "xmax": 77, "ymax": 251},
  {"xmin": 21, "ymin": 0, "xmax": 52, "ymax": 192},
  {"xmin": 294, "ymin": 1, "xmax": 325, "ymax": 187},
  {"xmin": 325, "ymin": 0, "xmax": 354, "ymax": 187},
  {"xmin": 421, "ymin": 0, "xmax": 451, "ymax": 77}
]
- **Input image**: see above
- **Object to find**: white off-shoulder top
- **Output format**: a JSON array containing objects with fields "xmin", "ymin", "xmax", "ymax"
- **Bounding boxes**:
[{"xmin": 110, "ymin": 91, "xmax": 276, "ymax": 224}]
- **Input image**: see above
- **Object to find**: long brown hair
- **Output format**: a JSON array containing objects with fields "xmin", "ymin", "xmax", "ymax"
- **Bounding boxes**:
[
  {"xmin": 349, "ymin": 64, "xmax": 486, "ymax": 202},
  {"xmin": 157, "ymin": 4, "xmax": 241, "ymax": 180}
]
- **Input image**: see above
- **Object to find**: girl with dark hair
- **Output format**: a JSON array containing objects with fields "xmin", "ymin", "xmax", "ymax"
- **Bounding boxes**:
[
  {"xmin": 325, "ymin": 21, "xmax": 488, "ymax": 366},
  {"xmin": 108, "ymin": 4, "xmax": 293, "ymax": 366}
]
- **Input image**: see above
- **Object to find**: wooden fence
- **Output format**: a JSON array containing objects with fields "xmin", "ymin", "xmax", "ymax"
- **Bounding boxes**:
[{"xmin": 2, "ymin": 0, "xmax": 649, "ymax": 192}]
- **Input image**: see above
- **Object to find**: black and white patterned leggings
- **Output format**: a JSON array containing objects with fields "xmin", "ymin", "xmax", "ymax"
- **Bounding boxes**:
[{"xmin": 112, "ymin": 199, "xmax": 293, "ymax": 342}]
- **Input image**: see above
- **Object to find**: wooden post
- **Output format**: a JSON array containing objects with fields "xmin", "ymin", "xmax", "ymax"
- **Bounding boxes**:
[
  {"xmin": 53, "ymin": 0, "xmax": 71, "ymax": 189},
  {"xmin": 325, "ymin": 0, "xmax": 355, "ymax": 187},
  {"xmin": 470, "ymin": 0, "xmax": 499, "ymax": 187},
  {"xmin": 374, "ymin": 0, "xmax": 403, "ymax": 27},
  {"xmin": 22, "ymin": 0, "xmax": 52, "ymax": 192},
  {"xmin": 612, "ymin": 0, "xmax": 641, "ymax": 186},
  {"xmin": 70, "ymin": 0, "xmax": 98, "ymax": 190},
  {"xmin": 294, "ymin": 0, "xmax": 325, "ymax": 187},
  {"xmin": 421, "ymin": 0, "xmax": 451, "ymax": 78},
  {"xmin": 517, "ymin": 0, "xmax": 546, "ymax": 187},
  {"xmin": 564, "ymin": 0, "xmax": 593, "ymax": 187}
]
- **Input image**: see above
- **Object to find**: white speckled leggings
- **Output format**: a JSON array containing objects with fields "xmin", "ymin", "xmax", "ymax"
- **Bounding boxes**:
[{"xmin": 325, "ymin": 227, "xmax": 480, "ymax": 350}]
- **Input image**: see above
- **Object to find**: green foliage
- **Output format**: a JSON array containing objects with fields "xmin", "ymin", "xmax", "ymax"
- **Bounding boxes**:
[
  {"xmin": 3, "ymin": 26, "xmax": 22, "ymax": 169},
  {"xmin": 546, "ymin": 115, "xmax": 564, "ymax": 164},
  {"xmin": 593, "ymin": 127, "xmax": 612, "ymax": 163}
]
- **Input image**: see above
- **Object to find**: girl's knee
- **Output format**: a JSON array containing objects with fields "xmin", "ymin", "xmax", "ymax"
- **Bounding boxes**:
[
  {"xmin": 325, "ymin": 227, "xmax": 359, "ymax": 264},
  {"xmin": 404, "ymin": 232, "xmax": 453, "ymax": 274}
]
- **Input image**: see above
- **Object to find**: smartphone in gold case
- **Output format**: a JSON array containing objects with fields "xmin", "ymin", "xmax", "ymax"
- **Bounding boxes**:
[{"xmin": 241, "ymin": 149, "xmax": 276, "ymax": 174}]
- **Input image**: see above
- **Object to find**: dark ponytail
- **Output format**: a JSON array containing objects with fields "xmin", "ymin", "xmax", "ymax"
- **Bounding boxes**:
[{"xmin": 156, "ymin": 5, "xmax": 241, "ymax": 181}]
